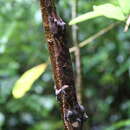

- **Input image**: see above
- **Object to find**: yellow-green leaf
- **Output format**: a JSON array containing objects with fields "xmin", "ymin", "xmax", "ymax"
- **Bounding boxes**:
[
  {"xmin": 93, "ymin": 4, "xmax": 125, "ymax": 21},
  {"xmin": 69, "ymin": 3, "xmax": 125, "ymax": 25},
  {"xmin": 118, "ymin": 0, "xmax": 130, "ymax": 14},
  {"xmin": 12, "ymin": 63, "xmax": 48, "ymax": 98},
  {"xmin": 69, "ymin": 11, "xmax": 101, "ymax": 25}
]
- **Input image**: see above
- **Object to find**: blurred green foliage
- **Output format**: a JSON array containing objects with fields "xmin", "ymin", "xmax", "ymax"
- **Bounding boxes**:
[{"xmin": 0, "ymin": 0, "xmax": 130, "ymax": 130}]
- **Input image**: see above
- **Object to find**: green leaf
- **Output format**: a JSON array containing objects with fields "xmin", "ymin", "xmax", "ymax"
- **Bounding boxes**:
[
  {"xmin": 12, "ymin": 63, "xmax": 48, "ymax": 98},
  {"xmin": 69, "ymin": 11, "xmax": 101, "ymax": 25},
  {"xmin": 93, "ymin": 4, "xmax": 125, "ymax": 21},
  {"xmin": 118, "ymin": 0, "xmax": 130, "ymax": 14},
  {"xmin": 0, "ymin": 22, "xmax": 17, "ymax": 53},
  {"xmin": 69, "ymin": 3, "xmax": 125, "ymax": 25}
]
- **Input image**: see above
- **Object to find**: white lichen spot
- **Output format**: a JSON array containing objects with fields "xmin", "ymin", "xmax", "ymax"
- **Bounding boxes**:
[{"xmin": 72, "ymin": 121, "xmax": 79, "ymax": 128}]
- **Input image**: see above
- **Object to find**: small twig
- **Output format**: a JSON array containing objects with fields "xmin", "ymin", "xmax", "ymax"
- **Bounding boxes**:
[
  {"xmin": 70, "ymin": 22, "xmax": 120, "ymax": 53},
  {"xmin": 71, "ymin": 0, "xmax": 82, "ymax": 104},
  {"xmin": 124, "ymin": 15, "xmax": 130, "ymax": 32}
]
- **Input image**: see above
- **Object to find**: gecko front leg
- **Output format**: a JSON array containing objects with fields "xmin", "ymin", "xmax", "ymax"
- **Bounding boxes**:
[{"xmin": 54, "ymin": 85, "xmax": 69, "ymax": 102}]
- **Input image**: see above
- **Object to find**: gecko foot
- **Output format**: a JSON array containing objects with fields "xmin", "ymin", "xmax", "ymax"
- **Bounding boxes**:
[{"xmin": 55, "ymin": 85, "xmax": 69, "ymax": 101}]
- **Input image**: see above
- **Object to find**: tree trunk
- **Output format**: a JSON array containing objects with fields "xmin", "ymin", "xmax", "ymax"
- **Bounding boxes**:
[{"xmin": 40, "ymin": 0, "xmax": 87, "ymax": 129}]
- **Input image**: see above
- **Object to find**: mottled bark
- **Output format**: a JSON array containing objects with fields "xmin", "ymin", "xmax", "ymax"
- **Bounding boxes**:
[{"xmin": 40, "ymin": 0, "xmax": 87, "ymax": 129}]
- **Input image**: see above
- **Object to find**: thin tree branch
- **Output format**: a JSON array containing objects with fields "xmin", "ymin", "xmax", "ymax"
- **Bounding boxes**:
[
  {"xmin": 71, "ymin": 0, "xmax": 82, "ymax": 104},
  {"xmin": 40, "ymin": 0, "xmax": 87, "ymax": 130},
  {"xmin": 124, "ymin": 15, "xmax": 130, "ymax": 32},
  {"xmin": 70, "ymin": 22, "xmax": 120, "ymax": 53}
]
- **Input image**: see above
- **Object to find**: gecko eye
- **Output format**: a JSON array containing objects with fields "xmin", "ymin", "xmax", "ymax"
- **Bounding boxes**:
[{"xmin": 67, "ymin": 110, "xmax": 73, "ymax": 117}]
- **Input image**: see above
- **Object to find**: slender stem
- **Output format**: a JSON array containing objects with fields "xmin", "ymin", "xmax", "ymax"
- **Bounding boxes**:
[
  {"xmin": 124, "ymin": 15, "xmax": 130, "ymax": 32},
  {"xmin": 70, "ymin": 22, "xmax": 120, "ymax": 52},
  {"xmin": 71, "ymin": 0, "xmax": 82, "ymax": 104}
]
